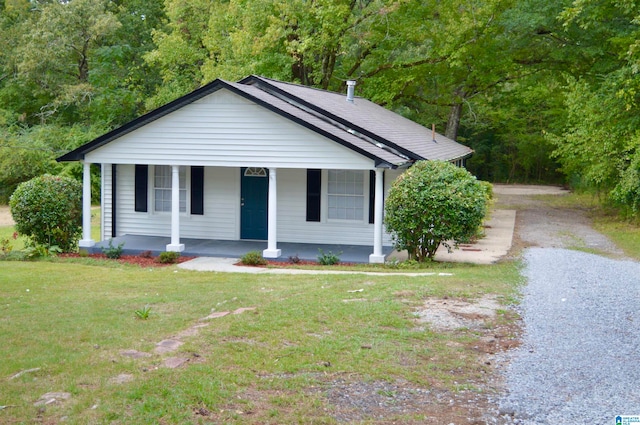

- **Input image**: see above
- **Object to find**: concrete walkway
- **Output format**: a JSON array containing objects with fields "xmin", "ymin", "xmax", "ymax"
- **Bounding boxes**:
[{"xmin": 178, "ymin": 208, "xmax": 516, "ymax": 273}]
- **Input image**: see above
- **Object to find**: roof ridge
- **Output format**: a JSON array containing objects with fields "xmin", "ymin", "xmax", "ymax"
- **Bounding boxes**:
[
  {"xmin": 243, "ymin": 75, "xmax": 357, "ymax": 98},
  {"xmin": 241, "ymin": 75, "xmax": 420, "ymax": 161}
]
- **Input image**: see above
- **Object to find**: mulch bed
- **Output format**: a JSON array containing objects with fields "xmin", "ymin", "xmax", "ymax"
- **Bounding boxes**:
[
  {"xmin": 59, "ymin": 254, "xmax": 353, "ymax": 268},
  {"xmin": 60, "ymin": 253, "xmax": 195, "ymax": 267},
  {"xmin": 237, "ymin": 260, "xmax": 357, "ymax": 268}
]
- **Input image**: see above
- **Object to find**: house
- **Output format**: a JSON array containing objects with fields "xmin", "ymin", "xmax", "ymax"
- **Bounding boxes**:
[{"xmin": 57, "ymin": 76, "xmax": 473, "ymax": 263}]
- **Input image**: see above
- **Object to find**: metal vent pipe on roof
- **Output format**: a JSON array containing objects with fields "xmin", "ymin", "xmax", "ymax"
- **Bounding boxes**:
[{"xmin": 346, "ymin": 80, "xmax": 356, "ymax": 103}]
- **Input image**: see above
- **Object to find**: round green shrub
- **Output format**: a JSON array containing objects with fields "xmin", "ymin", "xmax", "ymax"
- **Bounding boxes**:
[
  {"xmin": 384, "ymin": 160, "xmax": 491, "ymax": 262},
  {"xmin": 158, "ymin": 251, "xmax": 180, "ymax": 264},
  {"xmin": 9, "ymin": 174, "xmax": 82, "ymax": 252},
  {"xmin": 240, "ymin": 251, "xmax": 268, "ymax": 266}
]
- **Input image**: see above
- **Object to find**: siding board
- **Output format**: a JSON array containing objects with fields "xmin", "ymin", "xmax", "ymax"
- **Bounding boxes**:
[{"xmin": 85, "ymin": 90, "xmax": 375, "ymax": 170}]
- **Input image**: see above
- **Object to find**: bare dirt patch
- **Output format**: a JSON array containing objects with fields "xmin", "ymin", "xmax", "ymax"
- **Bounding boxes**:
[
  {"xmin": 199, "ymin": 376, "xmax": 501, "ymax": 424},
  {"xmin": 0, "ymin": 205, "xmax": 14, "ymax": 226},
  {"xmin": 494, "ymin": 184, "xmax": 626, "ymax": 258},
  {"xmin": 414, "ymin": 295, "xmax": 502, "ymax": 332}
]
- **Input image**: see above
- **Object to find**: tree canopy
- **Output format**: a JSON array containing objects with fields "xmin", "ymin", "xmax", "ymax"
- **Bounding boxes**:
[{"xmin": 1, "ymin": 0, "xmax": 639, "ymax": 213}]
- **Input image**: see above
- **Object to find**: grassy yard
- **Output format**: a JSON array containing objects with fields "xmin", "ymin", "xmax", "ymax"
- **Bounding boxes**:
[
  {"xmin": 3, "ymin": 190, "xmax": 640, "ymax": 423},
  {"xmin": 0, "ymin": 249, "xmax": 522, "ymax": 424}
]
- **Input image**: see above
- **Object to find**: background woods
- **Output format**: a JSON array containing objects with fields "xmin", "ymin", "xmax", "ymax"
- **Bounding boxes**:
[{"xmin": 1, "ymin": 0, "xmax": 639, "ymax": 213}]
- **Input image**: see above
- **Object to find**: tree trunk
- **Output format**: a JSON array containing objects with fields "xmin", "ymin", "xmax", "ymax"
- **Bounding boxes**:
[{"xmin": 445, "ymin": 102, "xmax": 462, "ymax": 141}]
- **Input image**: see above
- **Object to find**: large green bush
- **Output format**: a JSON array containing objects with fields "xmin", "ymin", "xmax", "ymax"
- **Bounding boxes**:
[
  {"xmin": 9, "ymin": 174, "xmax": 82, "ymax": 252},
  {"xmin": 384, "ymin": 161, "xmax": 491, "ymax": 262}
]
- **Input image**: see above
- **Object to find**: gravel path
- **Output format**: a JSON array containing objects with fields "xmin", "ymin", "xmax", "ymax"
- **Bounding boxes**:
[
  {"xmin": 497, "ymin": 248, "xmax": 640, "ymax": 423},
  {"xmin": 490, "ymin": 186, "xmax": 640, "ymax": 424}
]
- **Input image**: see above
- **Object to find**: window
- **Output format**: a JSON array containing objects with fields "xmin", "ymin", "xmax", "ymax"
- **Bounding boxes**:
[
  {"xmin": 244, "ymin": 167, "xmax": 267, "ymax": 177},
  {"xmin": 154, "ymin": 165, "xmax": 186, "ymax": 212},
  {"xmin": 327, "ymin": 170, "xmax": 364, "ymax": 220}
]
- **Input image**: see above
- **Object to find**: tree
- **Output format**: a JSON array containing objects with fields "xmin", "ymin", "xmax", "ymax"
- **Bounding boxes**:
[
  {"xmin": 384, "ymin": 161, "xmax": 490, "ymax": 262},
  {"xmin": 546, "ymin": 1, "xmax": 640, "ymax": 211},
  {"xmin": 0, "ymin": 0, "xmax": 164, "ymax": 202},
  {"xmin": 9, "ymin": 174, "xmax": 82, "ymax": 252},
  {"xmin": 15, "ymin": 0, "xmax": 122, "ymax": 124}
]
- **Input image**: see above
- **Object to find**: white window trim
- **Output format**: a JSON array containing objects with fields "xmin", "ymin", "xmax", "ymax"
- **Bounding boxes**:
[
  {"xmin": 151, "ymin": 165, "xmax": 190, "ymax": 215},
  {"xmin": 321, "ymin": 169, "xmax": 368, "ymax": 223}
]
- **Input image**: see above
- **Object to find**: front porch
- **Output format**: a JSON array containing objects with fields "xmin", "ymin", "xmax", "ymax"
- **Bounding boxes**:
[{"xmin": 88, "ymin": 235, "xmax": 394, "ymax": 264}]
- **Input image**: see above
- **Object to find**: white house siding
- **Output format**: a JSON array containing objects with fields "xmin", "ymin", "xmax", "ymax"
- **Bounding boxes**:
[
  {"xmin": 85, "ymin": 89, "xmax": 374, "ymax": 171},
  {"xmin": 107, "ymin": 165, "xmax": 402, "ymax": 247},
  {"xmin": 276, "ymin": 168, "xmax": 400, "ymax": 246},
  {"xmin": 113, "ymin": 165, "xmax": 239, "ymax": 240}
]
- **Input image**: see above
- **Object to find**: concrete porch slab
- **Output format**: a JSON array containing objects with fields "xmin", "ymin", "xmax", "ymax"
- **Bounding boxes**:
[{"xmin": 89, "ymin": 236, "xmax": 393, "ymax": 264}]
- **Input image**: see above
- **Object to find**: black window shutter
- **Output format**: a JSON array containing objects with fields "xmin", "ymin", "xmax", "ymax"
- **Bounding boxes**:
[
  {"xmin": 134, "ymin": 164, "xmax": 148, "ymax": 212},
  {"xmin": 191, "ymin": 166, "xmax": 204, "ymax": 215},
  {"xmin": 306, "ymin": 169, "xmax": 321, "ymax": 222},
  {"xmin": 369, "ymin": 170, "xmax": 375, "ymax": 224}
]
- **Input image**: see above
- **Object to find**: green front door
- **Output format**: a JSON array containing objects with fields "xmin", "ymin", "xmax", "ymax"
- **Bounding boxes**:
[{"xmin": 240, "ymin": 168, "xmax": 268, "ymax": 240}]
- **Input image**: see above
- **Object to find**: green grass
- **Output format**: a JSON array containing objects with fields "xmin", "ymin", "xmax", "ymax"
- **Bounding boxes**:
[
  {"xmin": 0, "ymin": 259, "xmax": 521, "ymax": 424},
  {"xmin": 593, "ymin": 219, "xmax": 640, "ymax": 260}
]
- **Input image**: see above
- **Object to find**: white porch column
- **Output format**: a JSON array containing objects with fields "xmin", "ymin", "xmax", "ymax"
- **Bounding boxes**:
[
  {"xmin": 369, "ymin": 168, "xmax": 385, "ymax": 263},
  {"xmin": 166, "ymin": 165, "xmax": 185, "ymax": 252},
  {"xmin": 263, "ymin": 168, "xmax": 281, "ymax": 258},
  {"xmin": 79, "ymin": 161, "xmax": 95, "ymax": 248},
  {"xmin": 100, "ymin": 163, "xmax": 109, "ymax": 241}
]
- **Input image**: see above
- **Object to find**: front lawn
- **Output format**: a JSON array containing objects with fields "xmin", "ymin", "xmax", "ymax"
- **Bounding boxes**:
[{"xmin": 0, "ymin": 259, "xmax": 521, "ymax": 424}]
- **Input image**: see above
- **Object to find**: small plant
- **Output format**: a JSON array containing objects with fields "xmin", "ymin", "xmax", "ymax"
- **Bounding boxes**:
[
  {"xmin": 288, "ymin": 254, "xmax": 301, "ymax": 264},
  {"xmin": 134, "ymin": 305, "xmax": 151, "ymax": 320},
  {"xmin": 102, "ymin": 239, "xmax": 124, "ymax": 259},
  {"xmin": 317, "ymin": 249, "xmax": 341, "ymax": 265},
  {"xmin": 240, "ymin": 250, "xmax": 268, "ymax": 266},
  {"xmin": 0, "ymin": 237, "xmax": 13, "ymax": 256},
  {"xmin": 23, "ymin": 242, "xmax": 61, "ymax": 259},
  {"xmin": 385, "ymin": 258, "xmax": 400, "ymax": 269},
  {"xmin": 158, "ymin": 251, "xmax": 180, "ymax": 264},
  {"xmin": 397, "ymin": 259, "xmax": 426, "ymax": 269}
]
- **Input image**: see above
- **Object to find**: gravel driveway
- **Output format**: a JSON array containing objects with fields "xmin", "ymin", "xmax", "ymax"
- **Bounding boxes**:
[{"xmin": 493, "ymin": 186, "xmax": 640, "ymax": 424}]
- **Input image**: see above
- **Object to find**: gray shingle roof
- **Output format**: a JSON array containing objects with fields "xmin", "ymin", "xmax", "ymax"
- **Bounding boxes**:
[
  {"xmin": 58, "ymin": 76, "xmax": 472, "ymax": 166},
  {"xmin": 242, "ymin": 76, "xmax": 473, "ymax": 162},
  {"xmin": 226, "ymin": 81, "xmax": 409, "ymax": 167}
]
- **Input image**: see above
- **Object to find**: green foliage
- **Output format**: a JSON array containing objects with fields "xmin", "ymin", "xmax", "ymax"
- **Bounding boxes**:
[
  {"xmin": 0, "ymin": 236, "xmax": 13, "ymax": 256},
  {"xmin": 23, "ymin": 243, "xmax": 62, "ymax": 259},
  {"xmin": 134, "ymin": 305, "xmax": 151, "ymax": 320},
  {"xmin": 3, "ymin": 0, "xmax": 640, "ymax": 202},
  {"xmin": 385, "ymin": 161, "xmax": 490, "ymax": 262},
  {"xmin": 317, "ymin": 249, "xmax": 341, "ymax": 266},
  {"xmin": 9, "ymin": 174, "xmax": 82, "ymax": 252},
  {"xmin": 240, "ymin": 250, "xmax": 268, "ymax": 266},
  {"xmin": 157, "ymin": 251, "xmax": 180, "ymax": 264},
  {"xmin": 102, "ymin": 239, "xmax": 124, "ymax": 259}
]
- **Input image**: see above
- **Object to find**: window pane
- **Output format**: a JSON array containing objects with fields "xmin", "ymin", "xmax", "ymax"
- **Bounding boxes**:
[
  {"xmin": 327, "ymin": 170, "xmax": 364, "ymax": 220},
  {"xmin": 154, "ymin": 166, "xmax": 187, "ymax": 213}
]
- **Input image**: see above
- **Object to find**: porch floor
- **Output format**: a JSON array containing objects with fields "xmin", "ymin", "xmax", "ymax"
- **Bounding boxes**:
[{"xmin": 89, "ymin": 235, "xmax": 393, "ymax": 264}]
